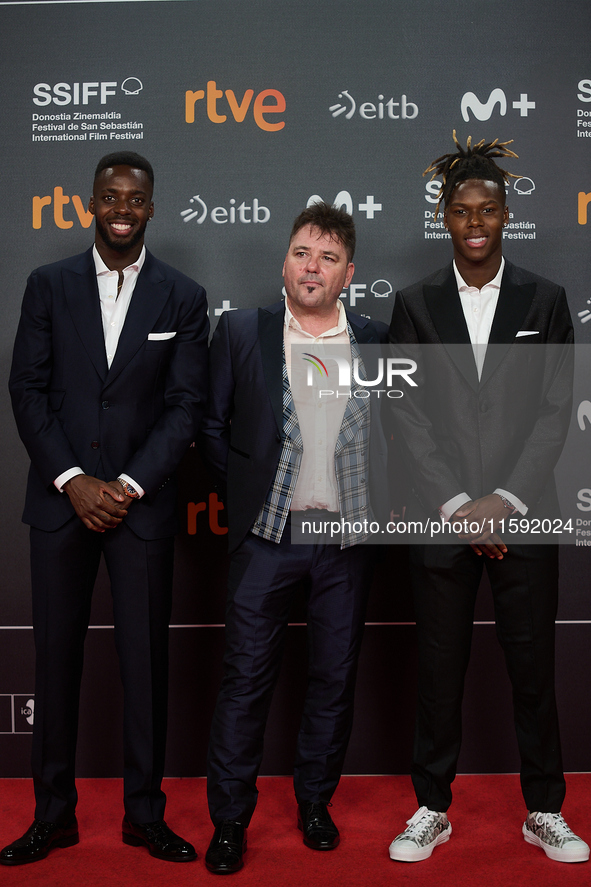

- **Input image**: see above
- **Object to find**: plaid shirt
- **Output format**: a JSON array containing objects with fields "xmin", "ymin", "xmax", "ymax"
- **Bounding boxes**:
[{"xmin": 251, "ymin": 326, "xmax": 371, "ymax": 549}]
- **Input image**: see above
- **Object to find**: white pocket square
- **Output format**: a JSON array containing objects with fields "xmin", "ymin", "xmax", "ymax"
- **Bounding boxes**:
[
  {"xmin": 516, "ymin": 330, "xmax": 539, "ymax": 337},
  {"xmin": 148, "ymin": 331, "xmax": 177, "ymax": 340}
]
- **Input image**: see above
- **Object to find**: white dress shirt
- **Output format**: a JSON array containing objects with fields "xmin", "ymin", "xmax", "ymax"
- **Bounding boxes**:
[{"xmin": 285, "ymin": 299, "xmax": 350, "ymax": 512}]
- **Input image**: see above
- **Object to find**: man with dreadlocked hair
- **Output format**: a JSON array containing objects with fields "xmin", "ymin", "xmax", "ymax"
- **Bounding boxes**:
[{"xmin": 387, "ymin": 132, "xmax": 588, "ymax": 865}]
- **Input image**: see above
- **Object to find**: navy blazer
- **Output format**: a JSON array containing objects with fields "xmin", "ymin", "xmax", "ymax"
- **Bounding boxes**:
[
  {"xmin": 9, "ymin": 247, "xmax": 209, "ymax": 539},
  {"xmin": 388, "ymin": 260, "xmax": 574, "ymax": 517},
  {"xmin": 201, "ymin": 301, "xmax": 389, "ymax": 553}
]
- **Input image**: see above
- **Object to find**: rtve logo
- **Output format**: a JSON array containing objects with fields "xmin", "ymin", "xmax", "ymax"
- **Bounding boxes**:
[
  {"xmin": 460, "ymin": 88, "xmax": 535, "ymax": 121},
  {"xmin": 185, "ymin": 81, "xmax": 285, "ymax": 132},
  {"xmin": 578, "ymin": 191, "xmax": 591, "ymax": 225},
  {"xmin": 187, "ymin": 493, "xmax": 227, "ymax": 536},
  {"xmin": 32, "ymin": 187, "xmax": 93, "ymax": 229}
]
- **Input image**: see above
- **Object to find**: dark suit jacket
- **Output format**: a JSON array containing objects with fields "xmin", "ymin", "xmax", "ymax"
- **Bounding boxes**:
[
  {"xmin": 201, "ymin": 301, "xmax": 389, "ymax": 553},
  {"xmin": 9, "ymin": 246, "xmax": 209, "ymax": 539},
  {"xmin": 388, "ymin": 260, "xmax": 574, "ymax": 519}
]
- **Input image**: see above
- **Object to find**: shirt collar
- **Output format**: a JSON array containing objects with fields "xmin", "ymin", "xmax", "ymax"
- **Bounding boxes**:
[
  {"xmin": 284, "ymin": 297, "xmax": 347, "ymax": 336},
  {"xmin": 453, "ymin": 256, "xmax": 505, "ymax": 292},
  {"xmin": 93, "ymin": 244, "xmax": 146, "ymax": 277}
]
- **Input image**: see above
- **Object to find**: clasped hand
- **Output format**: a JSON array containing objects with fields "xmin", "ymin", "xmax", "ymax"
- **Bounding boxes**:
[
  {"xmin": 452, "ymin": 493, "xmax": 509, "ymax": 559},
  {"xmin": 64, "ymin": 475, "xmax": 132, "ymax": 532}
]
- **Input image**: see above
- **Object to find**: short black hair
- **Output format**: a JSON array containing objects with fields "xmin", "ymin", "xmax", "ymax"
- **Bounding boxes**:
[
  {"xmin": 93, "ymin": 152, "xmax": 154, "ymax": 187},
  {"xmin": 424, "ymin": 131, "xmax": 520, "ymax": 218},
  {"xmin": 289, "ymin": 201, "xmax": 356, "ymax": 261}
]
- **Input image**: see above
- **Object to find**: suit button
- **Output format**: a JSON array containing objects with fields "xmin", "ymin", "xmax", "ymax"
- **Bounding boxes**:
[
  {"xmin": 276, "ymin": 433, "xmax": 281, "ymax": 443},
  {"xmin": 480, "ymin": 402, "xmax": 488, "ymax": 413},
  {"xmin": 101, "ymin": 401, "xmax": 110, "ymax": 409},
  {"xmin": 91, "ymin": 441, "xmax": 99, "ymax": 449}
]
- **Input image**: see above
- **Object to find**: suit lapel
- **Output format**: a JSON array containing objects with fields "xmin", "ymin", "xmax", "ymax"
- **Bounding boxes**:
[
  {"xmin": 346, "ymin": 313, "xmax": 380, "ymax": 345},
  {"xmin": 424, "ymin": 266, "xmax": 479, "ymax": 391},
  {"xmin": 63, "ymin": 248, "xmax": 108, "ymax": 381},
  {"xmin": 105, "ymin": 251, "xmax": 172, "ymax": 387},
  {"xmin": 335, "ymin": 330, "xmax": 368, "ymax": 456},
  {"xmin": 480, "ymin": 262, "xmax": 536, "ymax": 385},
  {"xmin": 258, "ymin": 303, "xmax": 286, "ymax": 436}
]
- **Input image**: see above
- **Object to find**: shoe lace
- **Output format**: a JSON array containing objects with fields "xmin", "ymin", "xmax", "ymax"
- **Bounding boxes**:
[
  {"xmin": 141, "ymin": 821, "xmax": 170, "ymax": 843},
  {"xmin": 303, "ymin": 803, "xmax": 332, "ymax": 828},
  {"xmin": 403, "ymin": 807, "xmax": 445, "ymax": 840},
  {"xmin": 531, "ymin": 813, "xmax": 576, "ymax": 840},
  {"xmin": 219, "ymin": 821, "xmax": 241, "ymax": 846},
  {"xmin": 31, "ymin": 820, "xmax": 56, "ymax": 838}
]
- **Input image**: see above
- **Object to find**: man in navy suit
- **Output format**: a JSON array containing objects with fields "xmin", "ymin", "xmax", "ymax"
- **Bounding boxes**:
[
  {"xmin": 3, "ymin": 152, "xmax": 208, "ymax": 865},
  {"xmin": 201, "ymin": 202, "xmax": 388, "ymax": 873},
  {"xmin": 387, "ymin": 134, "xmax": 588, "ymax": 865}
]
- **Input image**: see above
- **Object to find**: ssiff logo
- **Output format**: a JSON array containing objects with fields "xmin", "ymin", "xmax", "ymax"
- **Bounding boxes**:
[
  {"xmin": 185, "ymin": 81, "xmax": 285, "ymax": 131},
  {"xmin": 33, "ymin": 79, "xmax": 143, "ymax": 106},
  {"xmin": 425, "ymin": 177, "xmax": 535, "ymax": 203}
]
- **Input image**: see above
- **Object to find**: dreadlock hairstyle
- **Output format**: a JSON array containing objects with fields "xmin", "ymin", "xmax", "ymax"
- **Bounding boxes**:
[{"xmin": 423, "ymin": 130, "xmax": 520, "ymax": 219}]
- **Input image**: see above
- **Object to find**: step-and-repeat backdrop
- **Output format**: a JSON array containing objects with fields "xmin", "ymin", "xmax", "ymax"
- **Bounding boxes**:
[{"xmin": 1, "ymin": 0, "xmax": 590, "ymax": 780}]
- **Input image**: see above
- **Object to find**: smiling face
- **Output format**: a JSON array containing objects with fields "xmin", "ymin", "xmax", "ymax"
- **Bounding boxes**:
[
  {"xmin": 443, "ymin": 178, "xmax": 508, "ymax": 286},
  {"xmin": 89, "ymin": 165, "xmax": 153, "ymax": 265},
  {"xmin": 282, "ymin": 224, "xmax": 354, "ymax": 323}
]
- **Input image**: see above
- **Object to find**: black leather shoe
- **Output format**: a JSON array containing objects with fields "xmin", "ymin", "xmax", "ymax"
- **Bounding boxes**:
[
  {"xmin": 205, "ymin": 820, "xmax": 246, "ymax": 874},
  {"xmin": 122, "ymin": 818, "xmax": 197, "ymax": 862},
  {"xmin": 297, "ymin": 802, "xmax": 340, "ymax": 850},
  {"xmin": 0, "ymin": 818, "xmax": 79, "ymax": 866}
]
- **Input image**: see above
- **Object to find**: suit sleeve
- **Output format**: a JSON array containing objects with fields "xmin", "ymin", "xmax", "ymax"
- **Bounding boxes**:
[
  {"xmin": 119, "ymin": 281, "xmax": 210, "ymax": 498},
  {"xmin": 198, "ymin": 311, "xmax": 235, "ymax": 496},
  {"xmin": 388, "ymin": 290, "xmax": 466, "ymax": 511},
  {"xmin": 496, "ymin": 286, "xmax": 573, "ymax": 508},
  {"xmin": 9, "ymin": 269, "xmax": 82, "ymax": 487}
]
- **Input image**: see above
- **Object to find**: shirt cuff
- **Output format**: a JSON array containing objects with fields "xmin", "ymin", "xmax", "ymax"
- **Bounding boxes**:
[
  {"xmin": 54, "ymin": 467, "xmax": 84, "ymax": 492},
  {"xmin": 494, "ymin": 488, "xmax": 528, "ymax": 516},
  {"xmin": 118, "ymin": 473, "xmax": 145, "ymax": 499},
  {"xmin": 439, "ymin": 493, "xmax": 471, "ymax": 522}
]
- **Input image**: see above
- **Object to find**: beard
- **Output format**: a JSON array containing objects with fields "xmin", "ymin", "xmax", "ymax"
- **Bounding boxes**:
[{"xmin": 95, "ymin": 217, "xmax": 147, "ymax": 253}]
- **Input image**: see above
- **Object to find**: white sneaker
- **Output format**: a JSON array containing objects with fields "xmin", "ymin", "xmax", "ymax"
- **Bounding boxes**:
[
  {"xmin": 389, "ymin": 806, "xmax": 451, "ymax": 862},
  {"xmin": 523, "ymin": 812, "xmax": 590, "ymax": 863}
]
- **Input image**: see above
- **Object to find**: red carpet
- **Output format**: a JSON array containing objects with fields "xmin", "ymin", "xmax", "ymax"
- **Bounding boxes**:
[{"xmin": 0, "ymin": 775, "xmax": 589, "ymax": 886}]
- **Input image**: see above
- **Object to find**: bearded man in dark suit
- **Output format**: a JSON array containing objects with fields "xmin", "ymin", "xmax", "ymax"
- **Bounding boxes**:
[
  {"xmin": 201, "ymin": 202, "xmax": 388, "ymax": 874},
  {"xmin": 3, "ymin": 152, "xmax": 208, "ymax": 866}
]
